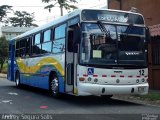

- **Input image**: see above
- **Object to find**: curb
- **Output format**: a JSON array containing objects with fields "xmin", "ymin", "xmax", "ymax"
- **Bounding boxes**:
[
  {"xmin": 0, "ymin": 74, "xmax": 7, "ymax": 78},
  {"xmin": 113, "ymin": 95, "xmax": 160, "ymax": 108}
]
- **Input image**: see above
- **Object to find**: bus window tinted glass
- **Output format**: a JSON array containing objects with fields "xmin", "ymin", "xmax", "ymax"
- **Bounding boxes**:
[
  {"xmin": 42, "ymin": 42, "xmax": 52, "ymax": 53},
  {"xmin": 32, "ymin": 44, "xmax": 41, "ymax": 55},
  {"xmin": 20, "ymin": 39, "xmax": 26, "ymax": 48},
  {"xmin": 52, "ymin": 38, "xmax": 65, "ymax": 53},
  {"xmin": 43, "ymin": 30, "xmax": 51, "ymax": 42},
  {"xmin": 55, "ymin": 24, "xmax": 66, "ymax": 39},
  {"xmin": 16, "ymin": 50, "xmax": 19, "ymax": 57},
  {"xmin": 35, "ymin": 33, "xmax": 41, "ymax": 44},
  {"xmin": 16, "ymin": 41, "xmax": 20, "ymax": 49},
  {"xmin": 9, "ymin": 44, "xmax": 11, "ymax": 51}
]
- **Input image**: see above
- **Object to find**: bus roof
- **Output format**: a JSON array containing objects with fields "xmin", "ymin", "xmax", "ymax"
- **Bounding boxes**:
[{"xmin": 11, "ymin": 8, "xmax": 143, "ymax": 41}]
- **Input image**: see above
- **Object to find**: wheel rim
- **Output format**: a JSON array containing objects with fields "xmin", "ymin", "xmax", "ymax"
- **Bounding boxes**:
[
  {"xmin": 51, "ymin": 77, "xmax": 58, "ymax": 95},
  {"xmin": 16, "ymin": 74, "xmax": 19, "ymax": 86}
]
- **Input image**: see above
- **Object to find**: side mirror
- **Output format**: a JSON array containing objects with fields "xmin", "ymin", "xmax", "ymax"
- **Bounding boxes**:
[{"xmin": 145, "ymin": 27, "xmax": 151, "ymax": 43}]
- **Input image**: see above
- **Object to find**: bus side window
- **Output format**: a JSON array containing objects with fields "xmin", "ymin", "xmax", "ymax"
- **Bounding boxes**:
[
  {"xmin": 41, "ymin": 29, "xmax": 52, "ymax": 54},
  {"xmin": 20, "ymin": 39, "xmax": 27, "ymax": 57},
  {"xmin": 32, "ymin": 33, "xmax": 41, "ymax": 55},
  {"xmin": 42, "ymin": 42, "xmax": 52, "ymax": 54},
  {"xmin": 43, "ymin": 29, "xmax": 51, "ymax": 42},
  {"xmin": 52, "ymin": 24, "xmax": 66, "ymax": 54},
  {"xmin": 29, "ymin": 37, "xmax": 33, "ymax": 56},
  {"xmin": 16, "ymin": 41, "xmax": 20, "ymax": 57},
  {"xmin": 35, "ymin": 33, "xmax": 41, "ymax": 44},
  {"xmin": 26, "ymin": 37, "xmax": 32, "ymax": 57}
]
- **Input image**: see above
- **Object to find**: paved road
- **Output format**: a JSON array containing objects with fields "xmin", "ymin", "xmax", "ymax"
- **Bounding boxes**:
[{"xmin": 0, "ymin": 78, "xmax": 160, "ymax": 120}]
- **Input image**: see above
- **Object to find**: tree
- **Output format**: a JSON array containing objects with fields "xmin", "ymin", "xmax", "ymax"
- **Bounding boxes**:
[
  {"xmin": 8, "ymin": 11, "xmax": 38, "ymax": 27},
  {"xmin": 0, "ymin": 5, "xmax": 12, "ymax": 22},
  {"xmin": 0, "ymin": 36, "xmax": 8, "ymax": 72},
  {"xmin": 42, "ymin": 0, "xmax": 78, "ymax": 16}
]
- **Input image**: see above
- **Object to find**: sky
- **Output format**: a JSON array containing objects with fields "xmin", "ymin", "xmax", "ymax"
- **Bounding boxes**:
[{"xmin": 0, "ymin": 0, "xmax": 108, "ymax": 26}]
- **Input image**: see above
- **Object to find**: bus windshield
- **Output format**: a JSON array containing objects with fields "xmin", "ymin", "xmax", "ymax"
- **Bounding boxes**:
[{"xmin": 80, "ymin": 22, "xmax": 147, "ymax": 67}]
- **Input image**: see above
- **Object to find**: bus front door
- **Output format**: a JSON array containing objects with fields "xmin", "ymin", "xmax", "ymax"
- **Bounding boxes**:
[
  {"xmin": 65, "ymin": 27, "xmax": 78, "ymax": 95},
  {"xmin": 65, "ymin": 51, "xmax": 74, "ymax": 94}
]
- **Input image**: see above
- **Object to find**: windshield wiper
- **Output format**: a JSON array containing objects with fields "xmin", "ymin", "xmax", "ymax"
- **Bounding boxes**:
[{"xmin": 97, "ymin": 20, "xmax": 111, "ymax": 39}]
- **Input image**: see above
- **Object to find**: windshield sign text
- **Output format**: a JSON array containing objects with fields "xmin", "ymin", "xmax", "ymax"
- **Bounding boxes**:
[{"xmin": 98, "ymin": 14, "xmax": 128, "ymax": 23}]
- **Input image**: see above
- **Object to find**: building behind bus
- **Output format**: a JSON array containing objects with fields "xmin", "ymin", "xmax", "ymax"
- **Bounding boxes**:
[{"xmin": 108, "ymin": 0, "xmax": 160, "ymax": 90}]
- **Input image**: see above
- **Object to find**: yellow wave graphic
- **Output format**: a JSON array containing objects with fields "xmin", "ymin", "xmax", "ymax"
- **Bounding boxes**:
[{"xmin": 16, "ymin": 57, "xmax": 64, "ymax": 76}]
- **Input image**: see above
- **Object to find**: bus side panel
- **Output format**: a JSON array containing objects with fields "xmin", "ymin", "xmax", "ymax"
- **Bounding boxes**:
[
  {"xmin": 58, "ymin": 76, "xmax": 65, "ymax": 93},
  {"xmin": 16, "ymin": 55, "xmax": 65, "ymax": 92},
  {"xmin": 37, "ymin": 75, "xmax": 49, "ymax": 89},
  {"xmin": 20, "ymin": 73, "xmax": 28, "ymax": 85}
]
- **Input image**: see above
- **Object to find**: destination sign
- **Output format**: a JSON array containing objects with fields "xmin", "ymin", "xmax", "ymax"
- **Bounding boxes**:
[
  {"xmin": 81, "ymin": 10, "xmax": 144, "ymax": 25},
  {"xmin": 97, "ymin": 14, "xmax": 128, "ymax": 23}
]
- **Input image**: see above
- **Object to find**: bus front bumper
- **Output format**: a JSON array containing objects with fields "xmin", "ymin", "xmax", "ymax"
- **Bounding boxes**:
[{"xmin": 77, "ymin": 83, "xmax": 149, "ymax": 96}]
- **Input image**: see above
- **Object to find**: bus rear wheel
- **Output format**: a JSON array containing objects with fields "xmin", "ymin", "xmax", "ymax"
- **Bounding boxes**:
[
  {"xmin": 15, "ymin": 71, "xmax": 21, "ymax": 87},
  {"xmin": 50, "ymin": 76, "xmax": 59, "ymax": 97}
]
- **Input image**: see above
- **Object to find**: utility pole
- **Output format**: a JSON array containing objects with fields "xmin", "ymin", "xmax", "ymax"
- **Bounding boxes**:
[
  {"xmin": 119, "ymin": 0, "xmax": 122, "ymax": 10},
  {"xmin": 107, "ymin": 0, "xmax": 109, "ymax": 9},
  {"xmin": 60, "ymin": 5, "xmax": 63, "ymax": 16}
]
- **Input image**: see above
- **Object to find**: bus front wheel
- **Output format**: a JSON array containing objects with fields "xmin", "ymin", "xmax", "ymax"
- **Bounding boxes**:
[
  {"xmin": 50, "ymin": 75, "xmax": 59, "ymax": 97},
  {"xmin": 15, "ymin": 71, "xmax": 21, "ymax": 87}
]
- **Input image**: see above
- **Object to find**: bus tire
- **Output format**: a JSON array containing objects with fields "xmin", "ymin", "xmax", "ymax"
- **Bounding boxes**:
[
  {"xmin": 15, "ymin": 71, "xmax": 21, "ymax": 87},
  {"xmin": 50, "ymin": 75, "xmax": 59, "ymax": 97}
]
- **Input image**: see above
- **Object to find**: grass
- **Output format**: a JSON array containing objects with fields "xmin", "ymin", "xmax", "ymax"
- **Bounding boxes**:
[{"xmin": 137, "ymin": 92, "xmax": 160, "ymax": 101}]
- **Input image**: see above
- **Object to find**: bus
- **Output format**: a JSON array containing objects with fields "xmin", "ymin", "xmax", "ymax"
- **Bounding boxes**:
[{"xmin": 7, "ymin": 9, "xmax": 150, "ymax": 98}]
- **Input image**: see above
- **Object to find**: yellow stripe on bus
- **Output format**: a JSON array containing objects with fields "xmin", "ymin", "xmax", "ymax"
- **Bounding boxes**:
[{"xmin": 16, "ymin": 57, "xmax": 64, "ymax": 76}]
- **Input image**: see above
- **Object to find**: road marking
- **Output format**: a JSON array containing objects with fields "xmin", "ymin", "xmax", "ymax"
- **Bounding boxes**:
[
  {"xmin": 1, "ymin": 100, "xmax": 13, "ymax": 104},
  {"xmin": 25, "ymin": 96, "xmax": 31, "ymax": 99},
  {"xmin": 40, "ymin": 106, "xmax": 48, "ymax": 109},
  {"xmin": 8, "ymin": 92, "xmax": 18, "ymax": 95}
]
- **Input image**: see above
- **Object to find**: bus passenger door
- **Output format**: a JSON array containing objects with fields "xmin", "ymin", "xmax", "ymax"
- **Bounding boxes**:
[
  {"xmin": 65, "ymin": 25, "xmax": 80, "ymax": 94},
  {"xmin": 66, "ymin": 28, "xmax": 74, "ymax": 93}
]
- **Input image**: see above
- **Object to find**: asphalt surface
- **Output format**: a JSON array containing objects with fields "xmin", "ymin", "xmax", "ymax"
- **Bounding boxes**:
[{"xmin": 0, "ymin": 78, "xmax": 160, "ymax": 120}]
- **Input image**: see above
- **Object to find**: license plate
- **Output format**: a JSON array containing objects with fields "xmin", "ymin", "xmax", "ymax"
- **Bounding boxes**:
[{"xmin": 138, "ymin": 87, "xmax": 145, "ymax": 92}]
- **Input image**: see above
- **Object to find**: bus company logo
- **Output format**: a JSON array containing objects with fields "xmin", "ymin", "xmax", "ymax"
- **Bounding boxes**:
[
  {"xmin": 125, "ymin": 52, "xmax": 140, "ymax": 55},
  {"xmin": 114, "ymin": 71, "xmax": 122, "ymax": 73}
]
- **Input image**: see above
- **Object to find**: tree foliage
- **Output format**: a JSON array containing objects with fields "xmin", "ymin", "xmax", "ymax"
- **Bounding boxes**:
[
  {"xmin": 42, "ymin": 0, "xmax": 78, "ymax": 16},
  {"xmin": 0, "ymin": 36, "xmax": 8, "ymax": 72},
  {"xmin": 0, "ymin": 5, "xmax": 12, "ymax": 22},
  {"xmin": 8, "ymin": 11, "xmax": 38, "ymax": 27}
]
